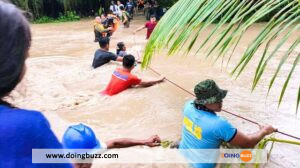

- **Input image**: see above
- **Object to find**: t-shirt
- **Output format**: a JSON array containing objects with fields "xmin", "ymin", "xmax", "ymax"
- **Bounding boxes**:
[
  {"xmin": 118, "ymin": 51, "xmax": 127, "ymax": 57},
  {"xmin": 179, "ymin": 101, "xmax": 237, "ymax": 168},
  {"xmin": 92, "ymin": 49, "xmax": 118, "ymax": 68},
  {"xmin": 102, "ymin": 68, "xmax": 142, "ymax": 96},
  {"xmin": 126, "ymin": 2, "xmax": 134, "ymax": 12},
  {"xmin": 0, "ymin": 105, "xmax": 73, "ymax": 168},
  {"xmin": 145, "ymin": 21, "xmax": 157, "ymax": 39},
  {"xmin": 110, "ymin": 4, "xmax": 119, "ymax": 15}
]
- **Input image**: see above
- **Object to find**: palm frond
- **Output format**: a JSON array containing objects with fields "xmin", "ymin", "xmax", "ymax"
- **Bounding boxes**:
[{"xmin": 143, "ymin": 0, "xmax": 300, "ymax": 112}]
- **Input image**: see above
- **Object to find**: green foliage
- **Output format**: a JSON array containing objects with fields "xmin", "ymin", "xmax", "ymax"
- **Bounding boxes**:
[
  {"xmin": 11, "ymin": 0, "xmax": 102, "ymax": 20},
  {"xmin": 157, "ymin": 0, "xmax": 178, "ymax": 8},
  {"xmin": 33, "ymin": 11, "xmax": 80, "ymax": 24},
  {"xmin": 143, "ymin": 0, "xmax": 300, "ymax": 112}
]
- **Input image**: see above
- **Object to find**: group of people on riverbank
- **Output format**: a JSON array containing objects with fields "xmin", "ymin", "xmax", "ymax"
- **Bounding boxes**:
[{"xmin": 0, "ymin": 1, "xmax": 277, "ymax": 168}]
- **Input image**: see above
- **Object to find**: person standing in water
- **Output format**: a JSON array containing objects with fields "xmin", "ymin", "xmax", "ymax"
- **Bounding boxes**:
[
  {"xmin": 134, "ymin": 15, "xmax": 157, "ymax": 39},
  {"xmin": 125, "ymin": 0, "xmax": 135, "ymax": 18},
  {"xmin": 94, "ymin": 16, "xmax": 113, "ymax": 42},
  {"xmin": 0, "ymin": 1, "xmax": 72, "ymax": 167},
  {"xmin": 120, "ymin": 6, "xmax": 131, "ymax": 28},
  {"xmin": 92, "ymin": 37, "xmax": 124, "ymax": 69},
  {"xmin": 110, "ymin": 1, "xmax": 119, "ymax": 16},
  {"xmin": 179, "ymin": 79, "xmax": 277, "ymax": 168},
  {"xmin": 102, "ymin": 55, "xmax": 164, "ymax": 96},
  {"xmin": 63, "ymin": 123, "xmax": 161, "ymax": 168}
]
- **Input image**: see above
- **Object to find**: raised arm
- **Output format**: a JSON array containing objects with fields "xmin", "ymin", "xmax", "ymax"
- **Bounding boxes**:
[
  {"xmin": 229, "ymin": 125, "xmax": 277, "ymax": 148},
  {"xmin": 106, "ymin": 135, "xmax": 161, "ymax": 149},
  {"xmin": 139, "ymin": 76, "xmax": 165, "ymax": 87}
]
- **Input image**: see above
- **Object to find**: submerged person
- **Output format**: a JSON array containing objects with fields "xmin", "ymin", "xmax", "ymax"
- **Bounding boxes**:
[
  {"xmin": 0, "ymin": 1, "xmax": 72, "ymax": 167},
  {"xmin": 179, "ymin": 79, "xmax": 277, "ymax": 168},
  {"xmin": 116, "ymin": 42, "xmax": 127, "ymax": 57},
  {"xmin": 102, "ymin": 55, "xmax": 164, "ymax": 96},
  {"xmin": 92, "ymin": 37, "xmax": 123, "ymax": 69},
  {"xmin": 120, "ymin": 6, "xmax": 131, "ymax": 28},
  {"xmin": 134, "ymin": 15, "xmax": 157, "ymax": 39},
  {"xmin": 94, "ymin": 16, "xmax": 113, "ymax": 42},
  {"xmin": 63, "ymin": 123, "xmax": 161, "ymax": 168}
]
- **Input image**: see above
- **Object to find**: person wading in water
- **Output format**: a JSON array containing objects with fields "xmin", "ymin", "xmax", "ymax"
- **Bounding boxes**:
[
  {"xmin": 92, "ymin": 37, "xmax": 124, "ymax": 68},
  {"xmin": 120, "ymin": 6, "xmax": 131, "ymax": 28},
  {"xmin": 94, "ymin": 16, "xmax": 113, "ymax": 42},
  {"xmin": 102, "ymin": 55, "xmax": 164, "ymax": 96},
  {"xmin": 134, "ymin": 15, "xmax": 157, "ymax": 39},
  {"xmin": 179, "ymin": 79, "xmax": 277, "ymax": 168}
]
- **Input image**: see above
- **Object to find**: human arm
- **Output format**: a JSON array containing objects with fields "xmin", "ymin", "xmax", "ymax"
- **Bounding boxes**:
[
  {"xmin": 95, "ymin": 24, "xmax": 113, "ymax": 33},
  {"xmin": 139, "ymin": 76, "xmax": 165, "ymax": 87},
  {"xmin": 106, "ymin": 135, "xmax": 161, "ymax": 149},
  {"xmin": 116, "ymin": 56, "xmax": 123, "ymax": 62},
  {"xmin": 122, "ymin": 13, "xmax": 128, "ymax": 23},
  {"xmin": 229, "ymin": 125, "xmax": 277, "ymax": 148},
  {"xmin": 134, "ymin": 25, "xmax": 146, "ymax": 34}
]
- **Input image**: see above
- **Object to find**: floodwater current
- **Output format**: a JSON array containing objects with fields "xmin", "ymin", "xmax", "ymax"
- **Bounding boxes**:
[{"xmin": 10, "ymin": 16, "xmax": 300, "ymax": 167}]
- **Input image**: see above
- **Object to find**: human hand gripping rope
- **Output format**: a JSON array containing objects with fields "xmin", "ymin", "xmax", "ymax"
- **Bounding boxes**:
[{"xmin": 132, "ymin": 34, "xmax": 300, "ymax": 141}]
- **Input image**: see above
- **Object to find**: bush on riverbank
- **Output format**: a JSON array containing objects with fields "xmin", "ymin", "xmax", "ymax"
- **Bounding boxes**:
[{"xmin": 33, "ymin": 11, "xmax": 80, "ymax": 24}]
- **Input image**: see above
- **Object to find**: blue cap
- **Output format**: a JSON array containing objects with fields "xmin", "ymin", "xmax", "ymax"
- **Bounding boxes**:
[{"xmin": 62, "ymin": 123, "xmax": 101, "ymax": 153}]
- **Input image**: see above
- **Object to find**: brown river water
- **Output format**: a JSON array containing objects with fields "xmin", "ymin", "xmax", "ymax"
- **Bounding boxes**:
[{"xmin": 9, "ymin": 16, "xmax": 300, "ymax": 167}]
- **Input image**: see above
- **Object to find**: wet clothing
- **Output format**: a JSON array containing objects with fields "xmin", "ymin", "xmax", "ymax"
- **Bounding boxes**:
[
  {"xmin": 145, "ymin": 21, "xmax": 157, "ymax": 39},
  {"xmin": 102, "ymin": 68, "xmax": 141, "ymax": 96},
  {"xmin": 117, "ymin": 51, "xmax": 127, "ymax": 57},
  {"xmin": 179, "ymin": 100, "xmax": 237, "ymax": 168},
  {"xmin": 92, "ymin": 49, "xmax": 118, "ymax": 68},
  {"xmin": 94, "ymin": 23, "xmax": 109, "ymax": 42},
  {"xmin": 0, "ymin": 105, "xmax": 72, "ymax": 168},
  {"xmin": 121, "ymin": 11, "xmax": 131, "ymax": 28}
]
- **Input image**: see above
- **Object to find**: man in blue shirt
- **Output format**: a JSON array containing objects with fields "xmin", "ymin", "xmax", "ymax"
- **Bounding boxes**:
[
  {"xmin": 179, "ymin": 79, "xmax": 277, "ymax": 168},
  {"xmin": 125, "ymin": 0, "xmax": 135, "ymax": 18}
]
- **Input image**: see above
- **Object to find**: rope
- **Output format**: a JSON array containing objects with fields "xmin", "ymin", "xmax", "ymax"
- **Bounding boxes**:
[{"xmin": 132, "ymin": 35, "xmax": 300, "ymax": 141}]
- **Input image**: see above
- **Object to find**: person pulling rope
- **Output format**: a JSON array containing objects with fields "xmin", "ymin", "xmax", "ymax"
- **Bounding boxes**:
[{"xmin": 132, "ymin": 35, "xmax": 300, "ymax": 141}]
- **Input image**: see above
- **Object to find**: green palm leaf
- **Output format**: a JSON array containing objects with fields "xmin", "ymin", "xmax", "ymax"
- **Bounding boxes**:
[{"xmin": 143, "ymin": 0, "xmax": 300, "ymax": 113}]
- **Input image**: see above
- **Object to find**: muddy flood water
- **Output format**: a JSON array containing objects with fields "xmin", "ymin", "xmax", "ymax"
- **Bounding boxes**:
[{"xmin": 10, "ymin": 16, "xmax": 300, "ymax": 167}]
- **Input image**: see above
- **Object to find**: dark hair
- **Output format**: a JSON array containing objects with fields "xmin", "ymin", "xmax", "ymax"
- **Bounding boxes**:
[
  {"xmin": 116, "ymin": 42, "xmax": 125, "ymax": 55},
  {"xmin": 150, "ymin": 15, "xmax": 156, "ymax": 19},
  {"xmin": 98, "ymin": 37, "xmax": 110, "ymax": 48},
  {"xmin": 123, "ymin": 55, "xmax": 135, "ymax": 69},
  {"xmin": 119, "ymin": 6, "xmax": 125, "ymax": 10},
  {"xmin": 194, "ymin": 101, "xmax": 214, "ymax": 113},
  {"xmin": 0, "ymin": 1, "xmax": 31, "ymax": 106}
]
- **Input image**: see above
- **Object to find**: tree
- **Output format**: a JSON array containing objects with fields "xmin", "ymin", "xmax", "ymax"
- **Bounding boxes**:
[{"xmin": 142, "ymin": 0, "xmax": 300, "ymax": 112}]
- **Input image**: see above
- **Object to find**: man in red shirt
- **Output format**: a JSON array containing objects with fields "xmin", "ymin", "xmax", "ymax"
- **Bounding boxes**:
[
  {"xmin": 134, "ymin": 15, "xmax": 157, "ymax": 39},
  {"xmin": 102, "ymin": 55, "xmax": 164, "ymax": 96}
]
